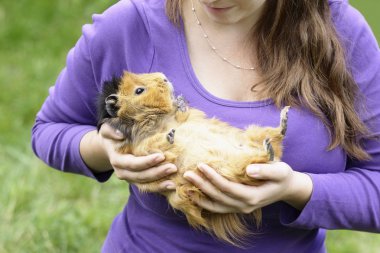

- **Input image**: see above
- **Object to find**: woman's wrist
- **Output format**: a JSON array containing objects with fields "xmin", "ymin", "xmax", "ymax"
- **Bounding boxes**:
[
  {"xmin": 80, "ymin": 130, "xmax": 113, "ymax": 173},
  {"xmin": 283, "ymin": 171, "xmax": 313, "ymax": 210}
]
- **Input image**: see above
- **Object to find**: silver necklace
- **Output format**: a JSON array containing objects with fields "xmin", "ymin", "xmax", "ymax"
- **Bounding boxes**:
[{"xmin": 190, "ymin": 0, "xmax": 256, "ymax": 71}]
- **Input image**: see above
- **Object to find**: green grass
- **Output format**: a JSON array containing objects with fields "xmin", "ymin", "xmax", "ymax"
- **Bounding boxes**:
[
  {"xmin": 0, "ymin": 1, "xmax": 379, "ymax": 252},
  {"xmin": 0, "ymin": 1, "xmax": 126, "ymax": 252},
  {"xmin": 0, "ymin": 147, "xmax": 128, "ymax": 252},
  {"xmin": 350, "ymin": 0, "xmax": 380, "ymax": 43}
]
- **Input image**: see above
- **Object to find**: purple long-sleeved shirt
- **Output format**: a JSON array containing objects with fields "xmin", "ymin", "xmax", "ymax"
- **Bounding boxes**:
[{"xmin": 32, "ymin": 0, "xmax": 380, "ymax": 252}]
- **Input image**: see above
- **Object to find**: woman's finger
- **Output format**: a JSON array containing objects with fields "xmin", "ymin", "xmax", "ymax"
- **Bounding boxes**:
[
  {"xmin": 184, "ymin": 171, "xmax": 243, "ymax": 208},
  {"xmin": 246, "ymin": 162, "xmax": 292, "ymax": 181},
  {"xmin": 197, "ymin": 163, "xmax": 253, "ymax": 200},
  {"xmin": 114, "ymin": 162, "xmax": 177, "ymax": 183},
  {"xmin": 110, "ymin": 153, "xmax": 165, "ymax": 171},
  {"xmin": 192, "ymin": 196, "xmax": 237, "ymax": 214},
  {"xmin": 157, "ymin": 180, "xmax": 177, "ymax": 191}
]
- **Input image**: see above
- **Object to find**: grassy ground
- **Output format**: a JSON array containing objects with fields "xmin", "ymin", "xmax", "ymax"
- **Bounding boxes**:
[{"xmin": 0, "ymin": 0, "xmax": 379, "ymax": 252}]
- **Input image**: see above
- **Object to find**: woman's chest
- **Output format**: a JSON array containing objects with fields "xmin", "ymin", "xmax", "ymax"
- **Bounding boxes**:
[{"xmin": 191, "ymin": 59, "xmax": 263, "ymax": 102}]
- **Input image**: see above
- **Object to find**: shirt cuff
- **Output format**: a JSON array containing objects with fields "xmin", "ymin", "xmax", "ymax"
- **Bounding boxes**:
[{"xmin": 280, "ymin": 173, "xmax": 323, "ymax": 230}]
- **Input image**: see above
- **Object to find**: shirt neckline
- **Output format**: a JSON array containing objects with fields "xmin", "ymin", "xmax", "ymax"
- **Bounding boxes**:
[{"xmin": 176, "ymin": 22, "xmax": 274, "ymax": 108}]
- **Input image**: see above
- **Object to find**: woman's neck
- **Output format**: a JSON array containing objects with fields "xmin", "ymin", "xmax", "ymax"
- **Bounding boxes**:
[
  {"xmin": 181, "ymin": 0, "xmax": 266, "ymax": 102},
  {"xmin": 187, "ymin": 0, "xmax": 265, "ymax": 37}
]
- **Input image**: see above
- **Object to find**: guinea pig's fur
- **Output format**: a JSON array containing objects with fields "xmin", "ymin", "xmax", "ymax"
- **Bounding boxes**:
[{"xmin": 98, "ymin": 71, "xmax": 289, "ymax": 246}]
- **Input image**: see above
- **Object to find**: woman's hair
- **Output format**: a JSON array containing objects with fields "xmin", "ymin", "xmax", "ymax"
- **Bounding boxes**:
[{"xmin": 165, "ymin": 0, "xmax": 370, "ymax": 160}]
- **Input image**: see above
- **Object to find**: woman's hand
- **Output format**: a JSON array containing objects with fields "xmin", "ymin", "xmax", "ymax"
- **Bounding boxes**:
[
  {"xmin": 80, "ymin": 123, "xmax": 177, "ymax": 192},
  {"xmin": 183, "ymin": 162, "xmax": 313, "ymax": 213}
]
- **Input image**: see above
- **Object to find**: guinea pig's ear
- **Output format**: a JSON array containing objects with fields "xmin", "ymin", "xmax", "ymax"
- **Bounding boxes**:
[
  {"xmin": 105, "ymin": 94, "xmax": 119, "ymax": 117},
  {"xmin": 97, "ymin": 76, "xmax": 121, "ymax": 131}
]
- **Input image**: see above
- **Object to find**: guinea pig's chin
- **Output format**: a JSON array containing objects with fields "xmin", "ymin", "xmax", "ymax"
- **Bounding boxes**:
[{"xmin": 170, "ymin": 92, "xmax": 177, "ymax": 104}]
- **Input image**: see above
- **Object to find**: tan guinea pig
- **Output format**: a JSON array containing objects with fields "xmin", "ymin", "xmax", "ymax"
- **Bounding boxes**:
[{"xmin": 97, "ymin": 71, "xmax": 290, "ymax": 247}]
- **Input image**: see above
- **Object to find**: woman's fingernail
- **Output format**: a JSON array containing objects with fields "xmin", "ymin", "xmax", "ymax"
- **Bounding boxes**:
[
  {"xmin": 153, "ymin": 153, "xmax": 165, "ymax": 162},
  {"xmin": 183, "ymin": 171, "xmax": 193, "ymax": 180},
  {"xmin": 115, "ymin": 129, "xmax": 124, "ymax": 137},
  {"xmin": 247, "ymin": 166, "xmax": 261, "ymax": 176},
  {"xmin": 162, "ymin": 182, "xmax": 176, "ymax": 190},
  {"xmin": 166, "ymin": 182, "xmax": 176, "ymax": 190},
  {"xmin": 165, "ymin": 165, "xmax": 177, "ymax": 174},
  {"xmin": 197, "ymin": 163, "xmax": 206, "ymax": 172}
]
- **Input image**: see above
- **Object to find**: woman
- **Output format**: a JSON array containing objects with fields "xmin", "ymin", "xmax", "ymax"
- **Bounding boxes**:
[{"xmin": 32, "ymin": 0, "xmax": 380, "ymax": 252}]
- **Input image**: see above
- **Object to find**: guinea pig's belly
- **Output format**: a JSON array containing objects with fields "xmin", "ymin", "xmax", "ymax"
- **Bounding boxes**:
[{"xmin": 174, "ymin": 123, "xmax": 254, "ymax": 168}]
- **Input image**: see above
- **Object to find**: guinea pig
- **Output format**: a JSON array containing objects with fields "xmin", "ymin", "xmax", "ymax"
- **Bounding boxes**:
[{"xmin": 97, "ymin": 71, "xmax": 289, "ymax": 246}]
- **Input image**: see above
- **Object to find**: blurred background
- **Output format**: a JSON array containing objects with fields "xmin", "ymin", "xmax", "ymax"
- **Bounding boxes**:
[{"xmin": 0, "ymin": 0, "xmax": 379, "ymax": 252}]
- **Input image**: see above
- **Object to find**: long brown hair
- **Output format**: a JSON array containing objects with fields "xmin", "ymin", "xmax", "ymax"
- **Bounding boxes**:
[{"xmin": 165, "ymin": 0, "xmax": 370, "ymax": 160}]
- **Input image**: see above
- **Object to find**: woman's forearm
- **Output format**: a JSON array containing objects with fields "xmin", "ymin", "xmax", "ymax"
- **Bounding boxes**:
[{"xmin": 80, "ymin": 130, "xmax": 113, "ymax": 172}]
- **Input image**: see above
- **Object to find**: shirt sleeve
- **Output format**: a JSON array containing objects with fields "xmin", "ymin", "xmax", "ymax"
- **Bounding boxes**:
[
  {"xmin": 31, "ymin": 0, "xmax": 154, "ymax": 182},
  {"xmin": 281, "ymin": 2, "xmax": 380, "ymax": 231}
]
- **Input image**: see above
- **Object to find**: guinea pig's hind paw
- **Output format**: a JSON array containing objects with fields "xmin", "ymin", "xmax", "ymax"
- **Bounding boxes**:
[
  {"xmin": 280, "ymin": 106, "xmax": 290, "ymax": 136},
  {"xmin": 263, "ymin": 138, "xmax": 274, "ymax": 161}
]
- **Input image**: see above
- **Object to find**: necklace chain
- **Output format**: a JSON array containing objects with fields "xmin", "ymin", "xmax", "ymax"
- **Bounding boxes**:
[{"xmin": 190, "ymin": 0, "xmax": 256, "ymax": 71}]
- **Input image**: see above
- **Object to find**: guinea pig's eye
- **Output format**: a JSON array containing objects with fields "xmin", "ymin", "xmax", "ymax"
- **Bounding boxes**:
[
  {"xmin": 163, "ymin": 79, "xmax": 168, "ymax": 82},
  {"xmin": 135, "ymin": 87, "xmax": 145, "ymax": 95}
]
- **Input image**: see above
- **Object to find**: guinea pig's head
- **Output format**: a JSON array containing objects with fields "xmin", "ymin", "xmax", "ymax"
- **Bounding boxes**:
[{"xmin": 97, "ymin": 71, "xmax": 175, "ymax": 129}]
